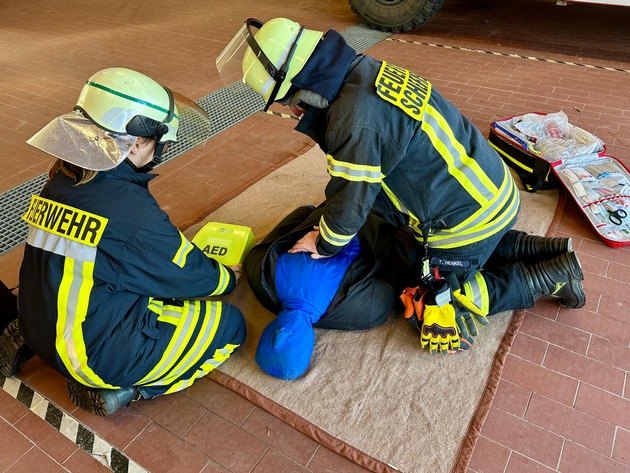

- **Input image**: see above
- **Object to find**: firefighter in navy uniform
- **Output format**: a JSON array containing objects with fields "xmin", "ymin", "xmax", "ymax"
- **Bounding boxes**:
[
  {"xmin": 217, "ymin": 18, "xmax": 585, "ymax": 353},
  {"xmin": 8, "ymin": 68, "xmax": 246, "ymax": 415}
]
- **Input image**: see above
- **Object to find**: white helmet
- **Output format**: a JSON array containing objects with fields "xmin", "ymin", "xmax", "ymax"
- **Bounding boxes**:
[
  {"xmin": 75, "ymin": 67, "xmax": 178, "ymax": 146},
  {"xmin": 28, "ymin": 68, "xmax": 211, "ymax": 171}
]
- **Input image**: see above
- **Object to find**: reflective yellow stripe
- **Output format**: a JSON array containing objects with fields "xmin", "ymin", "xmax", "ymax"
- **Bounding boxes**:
[
  {"xmin": 488, "ymin": 140, "xmax": 536, "ymax": 173},
  {"xmin": 381, "ymin": 171, "xmax": 519, "ymax": 249},
  {"xmin": 327, "ymin": 155, "xmax": 382, "ymax": 183},
  {"xmin": 319, "ymin": 216, "xmax": 356, "ymax": 247},
  {"xmin": 422, "ymin": 105, "xmax": 497, "ymax": 205},
  {"xmin": 162, "ymin": 343, "xmax": 240, "ymax": 395},
  {"xmin": 430, "ymin": 176, "xmax": 520, "ymax": 248},
  {"xmin": 56, "ymin": 258, "xmax": 116, "ymax": 388},
  {"xmin": 172, "ymin": 232, "xmax": 194, "ymax": 268},
  {"xmin": 463, "ymin": 273, "xmax": 490, "ymax": 315},
  {"xmin": 435, "ymin": 166, "xmax": 514, "ymax": 234},
  {"xmin": 136, "ymin": 300, "xmax": 198, "ymax": 384},
  {"xmin": 209, "ymin": 264, "xmax": 230, "ymax": 296},
  {"xmin": 144, "ymin": 300, "xmax": 222, "ymax": 387},
  {"xmin": 147, "ymin": 297, "xmax": 162, "ymax": 315}
]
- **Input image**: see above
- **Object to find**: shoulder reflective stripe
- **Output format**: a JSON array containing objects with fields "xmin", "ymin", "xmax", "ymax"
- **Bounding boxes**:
[
  {"xmin": 172, "ymin": 232, "xmax": 194, "ymax": 268},
  {"xmin": 463, "ymin": 273, "xmax": 490, "ymax": 315},
  {"xmin": 27, "ymin": 226, "xmax": 97, "ymax": 262},
  {"xmin": 326, "ymin": 155, "xmax": 382, "ymax": 183},
  {"xmin": 22, "ymin": 195, "xmax": 108, "ymax": 247},
  {"xmin": 209, "ymin": 264, "xmax": 230, "ymax": 296},
  {"xmin": 56, "ymin": 258, "xmax": 116, "ymax": 388},
  {"xmin": 318, "ymin": 216, "xmax": 356, "ymax": 247},
  {"xmin": 137, "ymin": 300, "xmax": 198, "ymax": 384},
  {"xmin": 162, "ymin": 342, "xmax": 240, "ymax": 395},
  {"xmin": 375, "ymin": 61, "xmax": 431, "ymax": 121},
  {"xmin": 422, "ymin": 105, "xmax": 497, "ymax": 204},
  {"xmin": 144, "ymin": 300, "xmax": 222, "ymax": 387},
  {"xmin": 374, "ymin": 62, "xmax": 501, "ymax": 207}
]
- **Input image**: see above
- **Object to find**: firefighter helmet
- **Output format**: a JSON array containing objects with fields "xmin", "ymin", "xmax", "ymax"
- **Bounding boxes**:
[
  {"xmin": 241, "ymin": 18, "xmax": 322, "ymax": 108},
  {"xmin": 27, "ymin": 68, "xmax": 211, "ymax": 171},
  {"xmin": 75, "ymin": 67, "xmax": 178, "ymax": 144}
]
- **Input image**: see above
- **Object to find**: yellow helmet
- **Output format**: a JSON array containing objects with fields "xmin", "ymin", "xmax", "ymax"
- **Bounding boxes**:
[
  {"xmin": 241, "ymin": 18, "xmax": 322, "ymax": 109},
  {"xmin": 75, "ymin": 67, "xmax": 178, "ymax": 145}
]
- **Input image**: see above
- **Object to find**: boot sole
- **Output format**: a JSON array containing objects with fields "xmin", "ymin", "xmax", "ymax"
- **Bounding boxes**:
[
  {"xmin": 0, "ymin": 321, "xmax": 34, "ymax": 378},
  {"xmin": 66, "ymin": 379, "xmax": 111, "ymax": 416}
]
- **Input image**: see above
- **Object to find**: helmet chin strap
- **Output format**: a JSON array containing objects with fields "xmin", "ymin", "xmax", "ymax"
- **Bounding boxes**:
[{"xmin": 244, "ymin": 18, "xmax": 305, "ymax": 111}]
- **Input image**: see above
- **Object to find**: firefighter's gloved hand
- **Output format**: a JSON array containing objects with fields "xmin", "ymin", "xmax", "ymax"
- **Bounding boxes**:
[
  {"xmin": 454, "ymin": 312, "xmax": 475, "ymax": 351},
  {"xmin": 420, "ymin": 280, "xmax": 460, "ymax": 354},
  {"xmin": 455, "ymin": 309, "xmax": 488, "ymax": 338}
]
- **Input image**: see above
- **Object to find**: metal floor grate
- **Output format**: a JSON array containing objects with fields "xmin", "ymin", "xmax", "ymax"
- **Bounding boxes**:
[{"xmin": 0, "ymin": 25, "xmax": 390, "ymax": 257}]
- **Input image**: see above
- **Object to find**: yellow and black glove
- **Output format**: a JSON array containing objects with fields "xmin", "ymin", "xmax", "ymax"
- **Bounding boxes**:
[{"xmin": 420, "ymin": 279, "xmax": 460, "ymax": 354}]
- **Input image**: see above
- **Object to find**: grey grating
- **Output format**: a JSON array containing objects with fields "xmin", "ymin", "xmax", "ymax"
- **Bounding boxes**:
[
  {"xmin": 0, "ymin": 174, "xmax": 48, "ymax": 256},
  {"xmin": 0, "ymin": 24, "xmax": 389, "ymax": 257},
  {"xmin": 340, "ymin": 24, "xmax": 392, "ymax": 52}
]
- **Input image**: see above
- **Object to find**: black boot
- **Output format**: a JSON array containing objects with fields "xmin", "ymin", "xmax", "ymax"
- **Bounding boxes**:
[
  {"xmin": 0, "ymin": 319, "xmax": 35, "ymax": 378},
  {"xmin": 66, "ymin": 379, "xmax": 141, "ymax": 416},
  {"xmin": 522, "ymin": 251, "xmax": 586, "ymax": 309},
  {"xmin": 489, "ymin": 230, "xmax": 572, "ymax": 265}
]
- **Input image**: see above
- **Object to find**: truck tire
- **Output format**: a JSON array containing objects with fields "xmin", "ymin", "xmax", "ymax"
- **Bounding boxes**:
[{"xmin": 349, "ymin": 0, "xmax": 445, "ymax": 33}]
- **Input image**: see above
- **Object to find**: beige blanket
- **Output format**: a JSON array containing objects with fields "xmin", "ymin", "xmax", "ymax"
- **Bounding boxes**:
[{"xmin": 185, "ymin": 146, "xmax": 560, "ymax": 473}]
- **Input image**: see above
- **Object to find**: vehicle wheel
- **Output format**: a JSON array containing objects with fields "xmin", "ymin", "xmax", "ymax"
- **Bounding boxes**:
[{"xmin": 349, "ymin": 0, "xmax": 445, "ymax": 33}]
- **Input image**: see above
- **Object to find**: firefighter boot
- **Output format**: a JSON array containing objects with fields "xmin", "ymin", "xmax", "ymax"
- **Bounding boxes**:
[
  {"xmin": 522, "ymin": 251, "xmax": 586, "ymax": 309},
  {"xmin": 491, "ymin": 231, "xmax": 572, "ymax": 265},
  {"xmin": 0, "ymin": 319, "xmax": 35, "ymax": 378},
  {"xmin": 66, "ymin": 379, "xmax": 141, "ymax": 416}
]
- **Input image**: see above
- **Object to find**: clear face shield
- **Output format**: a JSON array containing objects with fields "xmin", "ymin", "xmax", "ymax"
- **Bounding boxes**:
[
  {"xmin": 27, "ymin": 91, "xmax": 212, "ymax": 171},
  {"xmin": 216, "ymin": 18, "xmax": 305, "ymax": 112},
  {"xmin": 145, "ymin": 91, "xmax": 213, "ymax": 170}
]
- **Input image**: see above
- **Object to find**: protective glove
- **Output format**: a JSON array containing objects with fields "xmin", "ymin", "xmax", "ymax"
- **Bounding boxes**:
[
  {"xmin": 452, "ymin": 288, "xmax": 489, "ymax": 337},
  {"xmin": 420, "ymin": 279, "xmax": 460, "ymax": 354},
  {"xmin": 454, "ymin": 311, "xmax": 476, "ymax": 351},
  {"xmin": 400, "ymin": 286, "xmax": 426, "ymax": 320},
  {"xmin": 454, "ymin": 309, "xmax": 488, "ymax": 338}
]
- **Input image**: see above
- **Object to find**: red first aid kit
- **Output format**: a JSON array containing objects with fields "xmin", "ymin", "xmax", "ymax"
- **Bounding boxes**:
[{"xmin": 489, "ymin": 111, "xmax": 630, "ymax": 248}]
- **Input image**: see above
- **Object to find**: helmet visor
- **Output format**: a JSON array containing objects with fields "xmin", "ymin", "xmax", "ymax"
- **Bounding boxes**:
[
  {"xmin": 216, "ymin": 18, "xmax": 292, "ymax": 111},
  {"xmin": 149, "ymin": 92, "xmax": 212, "ymax": 168},
  {"xmin": 216, "ymin": 22, "xmax": 252, "ymax": 88},
  {"xmin": 27, "ymin": 111, "xmax": 136, "ymax": 171}
]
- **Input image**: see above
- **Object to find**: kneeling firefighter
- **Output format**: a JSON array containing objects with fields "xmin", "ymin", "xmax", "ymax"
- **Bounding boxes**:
[
  {"xmin": 3, "ymin": 68, "xmax": 246, "ymax": 415},
  {"xmin": 218, "ymin": 17, "xmax": 586, "ymax": 353}
]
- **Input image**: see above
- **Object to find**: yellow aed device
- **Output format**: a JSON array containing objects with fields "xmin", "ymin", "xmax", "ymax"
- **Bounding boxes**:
[{"xmin": 191, "ymin": 222, "xmax": 255, "ymax": 266}]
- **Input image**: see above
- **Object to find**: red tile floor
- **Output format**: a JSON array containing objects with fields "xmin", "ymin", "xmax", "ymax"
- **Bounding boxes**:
[{"xmin": 1, "ymin": 0, "xmax": 629, "ymax": 471}]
